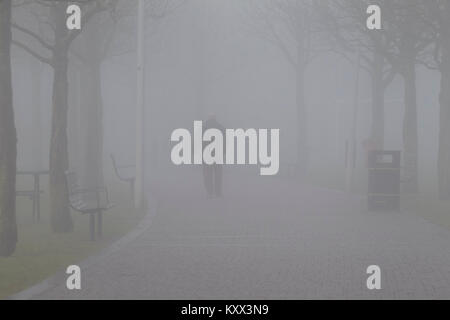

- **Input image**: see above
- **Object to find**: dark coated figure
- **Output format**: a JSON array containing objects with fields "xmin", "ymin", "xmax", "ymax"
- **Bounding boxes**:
[{"xmin": 202, "ymin": 114, "xmax": 225, "ymax": 198}]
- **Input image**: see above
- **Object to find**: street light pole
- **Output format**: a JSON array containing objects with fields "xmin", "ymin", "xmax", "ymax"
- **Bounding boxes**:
[
  {"xmin": 135, "ymin": 0, "xmax": 145, "ymax": 209},
  {"xmin": 346, "ymin": 50, "xmax": 361, "ymax": 192}
]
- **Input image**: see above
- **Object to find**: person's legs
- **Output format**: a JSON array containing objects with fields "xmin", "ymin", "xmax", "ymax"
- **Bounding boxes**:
[
  {"xmin": 203, "ymin": 165, "xmax": 214, "ymax": 198},
  {"xmin": 214, "ymin": 164, "xmax": 223, "ymax": 197}
]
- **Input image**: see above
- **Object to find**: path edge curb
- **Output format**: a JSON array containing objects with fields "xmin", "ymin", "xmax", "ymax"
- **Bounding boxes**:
[{"xmin": 8, "ymin": 197, "xmax": 158, "ymax": 300}]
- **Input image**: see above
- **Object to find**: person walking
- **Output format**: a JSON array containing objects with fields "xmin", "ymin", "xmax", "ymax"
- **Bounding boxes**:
[{"xmin": 202, "ymin": 114, "xmax": 225, "ymax": 198}]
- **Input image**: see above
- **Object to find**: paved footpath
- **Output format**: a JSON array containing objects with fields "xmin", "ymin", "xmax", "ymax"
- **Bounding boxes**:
[{"xmin": 34, "ymin": 169, "xmax": 450, "ymax": 299}]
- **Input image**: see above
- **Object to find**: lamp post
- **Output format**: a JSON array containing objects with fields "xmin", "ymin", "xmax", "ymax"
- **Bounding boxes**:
[
  {"xmin": 346, "ymin": 50, "xmax": 360, "ymax": 192},
  {"xmin": 135, "ymin": 0, "xmax": 145, "ymax": 209}
]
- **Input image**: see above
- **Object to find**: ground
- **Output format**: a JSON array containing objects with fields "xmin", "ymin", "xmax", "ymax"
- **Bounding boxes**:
[
  {"xmin": 0, "ymin": 177, "xmax": 141, "ymax": 300},
  {"xmin": 23, "ymin": 169, "xmax": 450, "ymax": 299}
]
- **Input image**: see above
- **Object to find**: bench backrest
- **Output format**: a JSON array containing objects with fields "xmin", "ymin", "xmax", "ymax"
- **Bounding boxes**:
[
  {"xmin": 110, "ymin": 154, "xmax": 120, "ymax": 177},
  {"xmin": 66, "ymin": 171, "xmax": 79, "ymax": 195},
  {"xmin": 110, "ymin": 154, "xmax": 135, "ymax": 181},
  {"xmin": 65, "ymin": 171, "xmax": 85, "ymax": 209}
]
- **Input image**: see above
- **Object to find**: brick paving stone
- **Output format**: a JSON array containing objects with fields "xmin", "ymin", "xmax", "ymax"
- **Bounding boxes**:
[{"xmin": 34, "ymin": 171, "xmax": 450, "ymax": 299}]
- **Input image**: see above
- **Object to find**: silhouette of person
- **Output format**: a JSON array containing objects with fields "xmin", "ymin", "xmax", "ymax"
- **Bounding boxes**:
[{"xmin": 202, "ymin": 114, "xmax": 225, "ymax": 198}]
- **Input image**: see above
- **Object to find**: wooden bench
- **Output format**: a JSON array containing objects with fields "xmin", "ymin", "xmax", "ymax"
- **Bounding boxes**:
[
  {"xmin": 110, "ymin": 154, "xmax": 135, "ymax": 199},
  {"xmin": 65, "ymin": 171, "xmax": 115, "ymax": 241}
]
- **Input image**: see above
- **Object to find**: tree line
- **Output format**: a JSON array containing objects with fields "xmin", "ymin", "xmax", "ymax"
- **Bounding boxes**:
[
  {"xmin": 246, "ymin": 0, "xmax": 450, "ymax": 195},
  {"xmin": 0, "ymin": 0, "xmax": 177, "ymax": 256}
]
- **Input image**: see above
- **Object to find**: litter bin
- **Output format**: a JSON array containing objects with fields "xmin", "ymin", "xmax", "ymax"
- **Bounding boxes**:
[{"xmin": 368, "ymin": 150, "xmax": 401, "ymax": 211}]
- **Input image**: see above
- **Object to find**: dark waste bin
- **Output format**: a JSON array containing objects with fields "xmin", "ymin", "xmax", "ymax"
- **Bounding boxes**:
[{"xmin": 368, "ymin": 150, "xmax": 401, "ymax": 211}]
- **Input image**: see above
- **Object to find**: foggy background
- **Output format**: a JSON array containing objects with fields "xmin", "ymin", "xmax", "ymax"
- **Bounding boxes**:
[
  {"xmin": 2, "ymin": 0, "xmax": 450, "ymax": 299},
  {"xmin": 11, "ymin": 1, "xmax": 443, "ymax": 193}
]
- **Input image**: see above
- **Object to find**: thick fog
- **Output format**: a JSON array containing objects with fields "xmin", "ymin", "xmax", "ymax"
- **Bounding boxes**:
[
  {"xmin": 11, "ymin": 1, "xmax": 443, "ymax": 192},
  {"xmin": 2, "ymin": 0, "xmax": 450, "ymax": 299}
]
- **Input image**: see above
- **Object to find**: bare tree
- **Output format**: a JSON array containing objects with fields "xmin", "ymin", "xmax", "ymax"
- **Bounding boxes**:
[
  {"xmin": 374, "ymin": 0, "xmax": 433, "ymax": 192},
  {"xmin": 0, "ymin": 0, "xmax": 17, "ymax": 256},
  {"xmin": 69, "ymin": 0, "xmax": 181, "ymax": 196},
  {"xmin": 320, "ymin": 0, "xmax": 396, "ymax": 151},
  {"xmin": 70, "ymin": 4, "xmax": 119, "ymax": 191},
  {"xmin": 436, "ymin": 2, "xmax": 450, "ymax": 200},
  {"xmin": 420, "ymin": 1, "xmax": 450, "ymax": 199},
  {"xmin": 323, "ymin": 0, "xmax": 434, "ymax": 192},
  {"xmin": 12, "ymin": 0, "xmax": 117, "ymax": 232},
  {"xmin": 246, "ymin": 0, "xmax": 329, "ymax": 175}
]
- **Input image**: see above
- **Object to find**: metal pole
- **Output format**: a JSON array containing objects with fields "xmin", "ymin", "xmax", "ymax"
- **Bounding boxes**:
[
  {"xmin": 135, "ymin": 0, "xmax": 145, "ymax": 209},
  {"xmin": 346, "ymin": 50, "xmax": 361, "ymax": 192}
]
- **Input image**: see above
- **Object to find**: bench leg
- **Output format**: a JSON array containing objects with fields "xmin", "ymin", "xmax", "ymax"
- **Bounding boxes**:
[
  {"xmin": 90, "ymin": 213, "xmax": 96, "ymax": 241},
  {"xmin": 97, "ymin": 210, "xmax": 102, "ymax": 238}
]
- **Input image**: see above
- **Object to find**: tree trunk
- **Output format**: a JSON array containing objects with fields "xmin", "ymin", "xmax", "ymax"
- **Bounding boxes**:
[
  {"xmin": 80, "ymin": 63, "xmax": 104, "ymax": 190},
  {"xmin": 296, "ymin": 46, "xmax": 308, "ymax": 175},
  {"xmin": 0, "ymin": 0, "xmax": 18, "ymax": 256},
  {"xmin": 68, "ymin": 65, "xmax": 82, "ymax": 172},
  {"xmin": 49, "ymin": 51, "xmax": 73, "ymax": 232},
  {"xmin": 194, "ymin": 0, "xmax": 206, "ymax": 119},
  {"xmin": 402, "ymin": 62, "xmax": 419, "ymax": 193},
  {"xmin": 438, "ymin": 41, "xmax": 450, "ymax": 200},
  {"xmin": 370, "ymin": 51, "xmax": 385, "ymax": 149},
  {"xmin": 48, "ymin": 3, "xmax": 74, "ymax": 232},
  {"xmin": 31, "ymin": 61, "xmax": 44, "ymax": 170}
]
